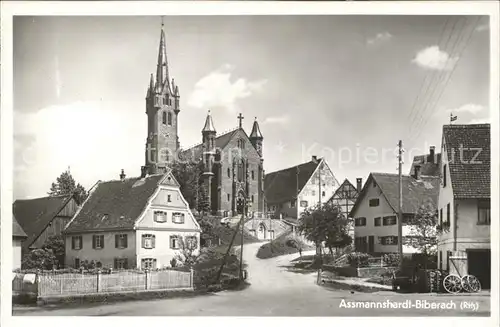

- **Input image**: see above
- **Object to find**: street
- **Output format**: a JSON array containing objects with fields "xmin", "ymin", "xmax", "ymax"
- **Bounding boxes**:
[{"xmin": 13, "ymin": 242, "xmax": 490, "ymax": 316}]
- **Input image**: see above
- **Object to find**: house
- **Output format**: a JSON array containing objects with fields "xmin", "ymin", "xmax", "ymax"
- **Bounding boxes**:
[
  {"xmin": 264, "ymin": 156, "xmax": 340, "ymax": 222},
  {"xmin": 350, "ymin": 171, "xmax": 439, "ymax": 255},
  {"xmin": 409, "ymin": 146, "xmax": 442, "ymax": 177},
  {"xmin": 327, "ymin": 178, "xmax": 360, "ymax": 242},
  {"xmin": 437, "ymin": 124, "xmax": 490, "ymax": 289},
  {"xmin": 13, "ymin": 194, "xmax": 79, "ymax": 255},
  {"xmin": 12, "ymin": 215, "xmax": 27, "ymax": 270},
  {"xmin": 64, "ymin": 169, "xmax": 201, "ymax": 270}
]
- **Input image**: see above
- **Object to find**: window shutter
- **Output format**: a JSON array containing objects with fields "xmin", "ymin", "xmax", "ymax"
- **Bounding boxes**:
[
  {"xmin": 100, "ymin": 235, "xmax": 105, "ymax": 249},
  {"xmin": 115, "ymin": 234, "xmax": 119, "ymax": 248},
  {"xmin": 124, "ymin": 259, "xmax": 128, "ymax": 269},
  {"xmin": 169, "ymin": 236, "xmax": 173, "ymax": 249},
  {"xmin": 142, "ymin": 235, "xmax": 145, "ymax": 248},
  {"xmin": 124, "ymin": 235, "xmax": 128, "ymax": 248},
  {"xmin": 114, "ymin": 258, "xmax": 117, "ymax": 269},
  {"xmin": 72, "ymin": 237, "xmax": 75, "ymax": 250},
  {"xmin": 394, "ymin": 236, "xmax": 398, "ymax": 245},
  {"xmin": 92, "ymin": 235, "xmax": 96, "ymax": 249},
  {"xmin": 79, "ymin": 236, "xmax": 83, "ymax": 249},
  {"xmin": 152, "ymin": 235, "xmax": 156, "ymax": 248}
]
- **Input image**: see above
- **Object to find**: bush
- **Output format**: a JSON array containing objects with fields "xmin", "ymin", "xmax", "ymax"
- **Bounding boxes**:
[
  {"xmin": 346, "ymin": 252, "xmax": 372, "ymax": 267},
  {"xmin": 383, "ymin": 253, "xmax": 401, "ymax": 267},
  {"xmin": 170, "ymin": 258, "xmax": 178, "ymax": 268}
]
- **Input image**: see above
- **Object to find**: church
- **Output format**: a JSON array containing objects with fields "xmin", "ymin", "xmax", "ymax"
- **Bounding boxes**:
[{"xmin": 141, "ymin": 22, "xmax": 265, "ymax": 218}]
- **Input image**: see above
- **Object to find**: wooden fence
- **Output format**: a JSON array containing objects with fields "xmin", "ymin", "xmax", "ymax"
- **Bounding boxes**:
[{"xmin": 14, "ymin": 269, "xmax": 194, "ymax": 298}]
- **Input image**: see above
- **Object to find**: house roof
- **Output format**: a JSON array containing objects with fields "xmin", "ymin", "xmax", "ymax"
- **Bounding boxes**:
[
  {"xmin": 328, "ymin": 179, "xmax": 359, "ymax": 202},
  {"xmin": 443, "ymin": 124, "xmax": 490, "ymax": 199},
  {"xmin": 264, "ymin": 159, "xmax": 321, "ymax": 204},
  {"xmin": 13, "ymin": 194, "xmax": 74, "ymax": 247},
  {"xmin": 350, "ymin": 173, "xmax": 439, "ymax": 217},
  {"xmin": 64, "ymin": 174, "xmax": 166, "ymax": 233},
  {"xmin": 180, "ymin": 128, "xmax": 240, "ymax": 160},
  {"xmin": 409, "ymin": 153, "xmax": 442, "ymax": 177},
  {"xmin": 12, "ymin": 215, "xmax": 27, "ymax": 238}
]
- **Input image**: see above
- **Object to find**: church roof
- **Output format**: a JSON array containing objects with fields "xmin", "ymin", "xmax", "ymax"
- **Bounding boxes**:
[
  {"xmin": 264, "ymin": 159, "xmax": 321, "ymax": 204},
  {"xmin": 249, "ymin": 119, "xmax": 263, "ymax": 139},
  {"xmin": 13, "ymin": 194, "xmax": 75, "ymax": 248},
  {"xmin": 181, "ymin": 128, "xmax": 246, "ymax": 160},
  {"xmin": 64, "ymin": 174, "xmax": 167, "ymax": 233}
]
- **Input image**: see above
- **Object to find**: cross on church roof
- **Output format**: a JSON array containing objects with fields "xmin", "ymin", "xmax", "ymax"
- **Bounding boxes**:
[{"xmin": 237, "ymin": 113, "xmax": 244, "ymax": 129}]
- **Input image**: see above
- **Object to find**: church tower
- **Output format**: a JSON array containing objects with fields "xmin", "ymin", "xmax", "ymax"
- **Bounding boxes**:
[
  {"xmin": 144, "ymin": 21, "xmax": 180, "ymax": 175},
  {"xmin": 249, "ymin": 118, "xmax": 263, "ymax": 157},
  {"xmin": 201, "ymin": 111, "xmax": 216, "ymax": 213}
]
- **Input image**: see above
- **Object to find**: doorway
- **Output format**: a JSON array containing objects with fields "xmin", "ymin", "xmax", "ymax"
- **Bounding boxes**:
[{"xmin": 467, "ymin": 249, "xmax": 491, "ymax": 289}]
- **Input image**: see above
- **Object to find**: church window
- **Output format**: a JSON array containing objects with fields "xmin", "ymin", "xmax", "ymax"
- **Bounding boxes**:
[
  {"xmin": 167, "ymin": 112, "xmax": 172, "ymax": 125},
  {"xmin": 252, "ymin": 170, "xmax": 255, "ymax": 180},
  {"xmin": 237, "ymin": 139, "xmax": 245, "ymax": 149},
  {"xmin": 251, "ymin": 195, "xmax": 254, "ymax": 203},
  {"xmin": 227, "ymin": 193, "xmax": 230, "ymax": 201},
  {"xmin": 227, "ymin": 168, "xmax": 230, "ymax": 178},
  {"xmin": 162, "ymin": 111, "xmax": 167, "ymax": 124}
]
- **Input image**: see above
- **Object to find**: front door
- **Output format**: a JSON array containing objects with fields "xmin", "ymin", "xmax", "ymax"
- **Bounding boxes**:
[
  {"xmin": 368, "ymin": 236, "xmax": 375, "ymax": 254},
  {"xmin": 467, "ymin": 249, "xmax": 491, "ymax": 289},
  {"xmin": 258, "ymin": 224, "xmax": 266, "ymax": 240}
]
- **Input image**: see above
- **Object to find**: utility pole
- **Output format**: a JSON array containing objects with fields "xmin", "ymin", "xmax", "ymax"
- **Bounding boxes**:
[
  {"xmin": 397, "ymin": 140, "xmax": 404, "ymax": 269},
  {"xmin": 318, "ymin": 160, "xmax": 322, "ymax": 209},
  {"xmin": 239, "ymin": 197, "xmax": 246, "ymax": 280}
]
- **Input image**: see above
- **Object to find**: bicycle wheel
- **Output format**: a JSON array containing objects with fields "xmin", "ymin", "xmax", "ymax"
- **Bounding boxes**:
[
  {"xmin": 443, "ymin": 274, "xmax": 462, "ymax": 293},
  {"xmin": 461, "ymin": 275, "xmax": 481, "ymax": 293}
]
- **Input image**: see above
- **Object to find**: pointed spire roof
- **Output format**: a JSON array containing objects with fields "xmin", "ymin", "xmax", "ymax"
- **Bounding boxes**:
[
  {"xmin": 147, "ymin": 73, "xmax": 154, "ymax": 95},
  {"xmin": 250, "ymin": 117, "xmax": 263, "ymax": 139},
  {"xmin": 202, "ymin": 110, "xmax": 216, "ymax": 133},
  {"xmin": 156, "ymin": 20, "xmax": 170, "ymax": 92}
]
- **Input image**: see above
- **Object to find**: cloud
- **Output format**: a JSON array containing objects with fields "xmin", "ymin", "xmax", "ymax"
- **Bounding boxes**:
[
  {"xmin": 476, "ymin": 24, "xmax": 489, "ymax": 32},
  {"xmin": 468, "ymin": 118, "xmax": 490, "ymax": 124},
  {"xmin": 187, "ymin": 64, "xmax": 267, "ymax": 112},
  {"xmin": 412, "ymin": 46, "xmax": 459, "ymax": 71},
  {"xmin": 367, "ymin": 32, "xmax": 392, "ymax": 45},
  {"xmin": 446, "ymin": 103, "xmax": 486, "ymax": 115},
  {"xmin": 263, "ymin": 115, "xmax": 290, "ymax": 125}
]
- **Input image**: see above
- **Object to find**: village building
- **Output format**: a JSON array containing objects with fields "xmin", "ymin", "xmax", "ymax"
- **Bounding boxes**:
[
  {"xmin": 350, "ymin": 171, "xmax": 439, "ymax": 255},
  {"xmin": 264, "ymin": 156, "xmax": 340, "ymax": 223},
  {"xmin": 409, "ymin": 146, "xmax": 442, "ymax": 177},
  {"xmin": 437, "ymin": 124, "xmax": 490, "ymax": 289},
  {"xmin": 63, "ymin": 169, "xmax": 201, "ymax": 270},
  {"xmin": 327, "ymin": 178, "xmax": 360, "ymax": 243},
  {"xmin": 12, "ymin": 194, "xmax": 78, "ymax": 256},
  {"xmin": 12, "ymin": 215, "xmax": 27, "ymax": 270},
  {"xmin": 142, "ymin": 23, "xmax": 264, "ymax": 217}
]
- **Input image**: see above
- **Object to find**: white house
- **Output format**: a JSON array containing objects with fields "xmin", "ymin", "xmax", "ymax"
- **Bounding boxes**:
[
  {"xmin": 12, "ymin": 215, "xmax": 27, "ymax": 270},
  {"xmin": 350, "ymin": 172, "xmax": 439, "ymax": 255},
  {"xmin": 64, "ymin": 169, "xmax": 201, "ymax": 270},
  {"xmin": 437, "ymin": 124, "xmax": 490, "ymax": 289}
]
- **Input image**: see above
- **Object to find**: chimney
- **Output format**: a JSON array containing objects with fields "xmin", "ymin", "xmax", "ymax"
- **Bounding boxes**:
[
  {"xmin": 414, "ymin": 164, "xmax": 421, "ymax": 180},
  {"xmin": 119, "ymin": 169, "xmax": 126, "ymax": 181},
  {"xmin": 312, "ymin": 155, "xmax": 317, "ymax": 163},
  {"xmin": 429, "ymin": 146, "xmax": 435, "ymax": 163},
  {"xmin": 356, "ymin": 178, "xmax": 362, "ymax": 192},
  {"xmin": 140, "ymin": 166, "xmax": 149, "ymax": 178}
]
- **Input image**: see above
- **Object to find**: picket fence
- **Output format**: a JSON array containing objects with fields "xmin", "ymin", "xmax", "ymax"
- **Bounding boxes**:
[{"xmin": 14, "ymin": 269, "xmax": 194, "ymax": 298}]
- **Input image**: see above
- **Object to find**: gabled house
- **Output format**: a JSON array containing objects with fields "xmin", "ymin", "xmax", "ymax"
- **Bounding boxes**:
[
  {"xmin": 264, "ymin": 156, "xmax": 340, "ymax": 222},
  {"xmin": 13, "ymin": 194, "xmax": 79, "ymax": 254},
  {"xmin": 64, "ymin": 169, "xmax": 201, "ymax": 270},
  {"xmin": 327, "ymin": 178, "xmax": 361, "ymax": 243},
  {"xmin": 409, "ymin": 146, "xmax": 442, "ymax": 177},
  {"xmin": 437, "ymin": 124, "xmax": 490, "ymax": 289},
  {"xmin": 12, "ymin": 215, "xmax": 27, "ymax": 270},
  {"xmin": 350, "ymin": 172, "xmax": 439, "ymax": 255}
]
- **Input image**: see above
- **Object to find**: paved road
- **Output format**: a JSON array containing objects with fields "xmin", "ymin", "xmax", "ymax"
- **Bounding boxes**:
[{"xmin": 13, "ymin": 242, "xmax": 491, "ymax": 316}]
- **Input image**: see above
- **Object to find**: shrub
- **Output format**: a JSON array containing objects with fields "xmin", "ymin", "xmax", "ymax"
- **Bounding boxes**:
[
  {"xmin": 170, "ymin": 258, "xmax": 178, "ymax": 268},
  {"xmin": 382, "ymin": 253, "xmax": 401, "ymax": 267},
  {"xmin": 346, "ymin": 252, "xmax": 372, "ymax": 267}
]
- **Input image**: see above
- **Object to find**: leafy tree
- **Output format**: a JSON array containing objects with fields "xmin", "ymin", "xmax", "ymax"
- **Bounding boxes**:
[
  {"xmin": 298, "ymin": 202, "xmax": 351, "ymax": 262},
  {"xmin": 403, "ymin": 202, "xmax": 438, "ymax": 256},
  {"xmin": 41, "ymin": 235, "xmax": 65, "ymax": 268},
  {"xmin": 48, "ymin": 170, "xmax": 88, "ymax": 204},
  {"xmin": 197, "ymin": 183, "xmax": 211, "ymax": 215},
  {"xmin": 170, "ymin": 160, "xmax": 204, "ymax": 209},
  {"xmin": 21, "ymin": 249, "xmax": 56, "ymax": 270},
  {"xmin": 174, "ymin": 234, "xmax": 200, "ymax": 267}
]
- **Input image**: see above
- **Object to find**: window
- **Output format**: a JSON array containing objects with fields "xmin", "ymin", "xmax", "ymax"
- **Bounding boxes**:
[
  {"xmin": 446, "ymin": 203, "xmax": 450, "ymax": 222},
  {"xmin": 227, "ymin": 168, "xmax": 231, "ymax": 177},
  {"xmin": 185, "ymin": 236, "xmax": 198, "ymax": 249},
  {"xmin": 269, "ymin": 230, "xmax": 275, "ymax": 240},
  {"xmin": 291, "ymin": 200, "xmax": 296, "ymax": 208},
  {"xmin": 114, "ymin": 258, "xmax": 128, "ymax": 270},
  {"xmin": 154, "ymin": 211, "xmax": 167, "ymax": 223},
  {"xmin": 369, "ymin": 199, "xmax": 380, "ymax": 207},
  {"xmin": 383, "ymin": 216, "xmax": 397, "ymax": 226},
  {"xmin": 322, "ymin": 191, "xmax": 325, "ymax": 196},
  {"xmin": 443, "ymin": 164, "xmax": 447, "ymax": 187},
  {"xmin": 355, "ymin": 217, "xmax": 366, "ymax": 226},
  {"xmin": 251, "ymin": 195, "xmax": 254, "ymax": 203},
  {"xmin": 74, "ymin": 258, "xmax": 80, "ymax": 269},
  {"xmin": 374, "ymin": 217, "xmax": 381, "ymax": 226},
  {"xmin": 227, "ymin": 193, "xmax": 230, "ymax": 201},
  {"xmin": 312, "ymin": 190, "xmax": 316, "ymax": 196},
  {"xmin": 141, "ymin": 258, "xmax": 157, "ymax": 270},
  {"xmin": 382, "ymin": 236, "xmax": 398, "ymax": 245},
  {"xmin": 172, "ymin": 212, "xmax": 185, "ymax": 224},
  {"xmin": 300, "ymin": 200, "xmax": 308, "ymax": 207},
  {"xmin": 167, "ymin": 112, "xmax": 172, "ymax": 125},
  {"xmin": 115, "ymin": 234, "xmax": 128, "ymax": 249},
  {"xmin": 92, "ymin": 235, "xmax": 104, "ymax": 249},
  {"xmin": 478, "ymin": 200, "xmax": 491, "ymax": 225},
  {"xmin": 170, "ymin": 236, "xmax": 181, "ymax": 249},
  {"xmin": 237, "ymin": 139, "xmax": 245, "ymax": 149},
  {"xmin": 162, "ymin": 111, "xmax": 167, "ymax": 125},
  {"xmin": 142, "ymin": 234, "xmax": 155, "ymax": 249},
  {"xmin": 71, "ymin": 236, "xmax": 83, "ymax": 250},
  {"xmin": 252, "ymin": 170, "xmax": 255, "ymax": 180},
  {"xmin": 167, "ymin": 194, "xmax": 172, "ymax": 202}
]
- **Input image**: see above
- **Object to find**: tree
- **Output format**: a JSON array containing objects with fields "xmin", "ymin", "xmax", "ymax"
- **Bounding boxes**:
[
  {"xmin": 21, "ymin": 249, "xmax": 56, "ymax": 270},
  {"xmin": 41, "ymin": 235, "xmax": 65, "ymax": 268},
  {"xmin": 197, "ymin": 184, "xmax": 211, "ymax": 215},
  {"xmin": 298, "ymin": 202, "xmax": 351, "ymax": 261},
  {"xmin": 403, "ymin": 202, "xmax": 438, "ymax": 256},
  {"xmin": 174, "ymin": 234, "xmax": 200, "ymax": 267},
  {"xmin": 48, "ymin": 170, "xmax": 88, "ymax": 204},
  {"xmin": 170, "ymin": 160, "xmax": 204, "ymax": 209}
]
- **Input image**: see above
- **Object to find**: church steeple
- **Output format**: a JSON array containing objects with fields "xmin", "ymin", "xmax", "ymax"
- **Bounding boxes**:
[
  {"xmin": 156, "ymin": 20, "xmax": 170, "ymax": 93},
  {"xmin": 249, "ymin": 117, "xmax": 264, "ymax": 157},
  {"xmin": 202, "ymin": 110, "xmax": 217, "ymax": 133}
]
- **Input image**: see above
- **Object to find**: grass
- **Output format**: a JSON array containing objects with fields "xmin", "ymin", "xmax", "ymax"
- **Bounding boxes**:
[{"xmin": 256, "ymin": 232, "xmax": 314, "ymax": 259}]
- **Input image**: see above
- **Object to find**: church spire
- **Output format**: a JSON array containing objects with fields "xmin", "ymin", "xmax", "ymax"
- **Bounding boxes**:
[
  {"xmin": 156, "ymin": 18, "xmax": 170, "ymax": 92},
  {"xmin": 202, "ymin": 110, "xmax": 216, "ymax": 133},
  {"xmin": 250, "ymin": 117, "xmax": 263, "ymax": 139}
]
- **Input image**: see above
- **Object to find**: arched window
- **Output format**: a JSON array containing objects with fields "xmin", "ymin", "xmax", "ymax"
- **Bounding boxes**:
[
  {"xmin": 162, "ymin": 112, "xmax": 167, "ymax": 125},
  {"xmin": 167, "ymin": 112, "xmax": 172, "ymax": 125}
]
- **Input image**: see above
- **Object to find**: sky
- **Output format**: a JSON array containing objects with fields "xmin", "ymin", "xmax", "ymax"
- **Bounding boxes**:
[{"xmin": 13, "ymin": 15, "xmax": 490, "ymax": 200}]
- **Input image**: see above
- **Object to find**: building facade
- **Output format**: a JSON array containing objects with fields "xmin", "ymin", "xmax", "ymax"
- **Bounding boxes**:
[
  {"xmin": 437, "ymin": 124, "xmax": 491, "ymax": 289},
  {"xmin": 12, "ymin": 216, "xmax": 27, "ymax": 270},
  {"xmin": 327, "ymin": 178, "xmax": 360, "ymax": 243},
  {"xmin": 64, "ymin": 170, "xmax": 201, "ymax": 270}
]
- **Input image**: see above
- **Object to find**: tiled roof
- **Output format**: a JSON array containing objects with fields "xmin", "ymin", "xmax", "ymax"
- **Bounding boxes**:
[
  {"xmin": 443, "ymin": 124, "xmax": 490, "ymax": 199},
  {"xmin": 350, "ymin": 173, "xmax": 439, "ymax": 216},
  {"xmin": 409, "ymin": 153, "xmax": 442, "ymax": 177},
  {"xmin": 180, "ymin": 129, "xmax": 240, "ymax": 160},
  {"xmin": 13, "ymin": 215, "xmax": 27, "ymax": 238},
  {"xmin": 64, "ymin": 174, "xmax": 165, "ymax": 233},
  {"xmin": 264, "ymin": 160, "xmax": 320, "ymax": 204},
  {"xmin": 13, "ymin": 194, "xmax": 74, "ymax": 247}
]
